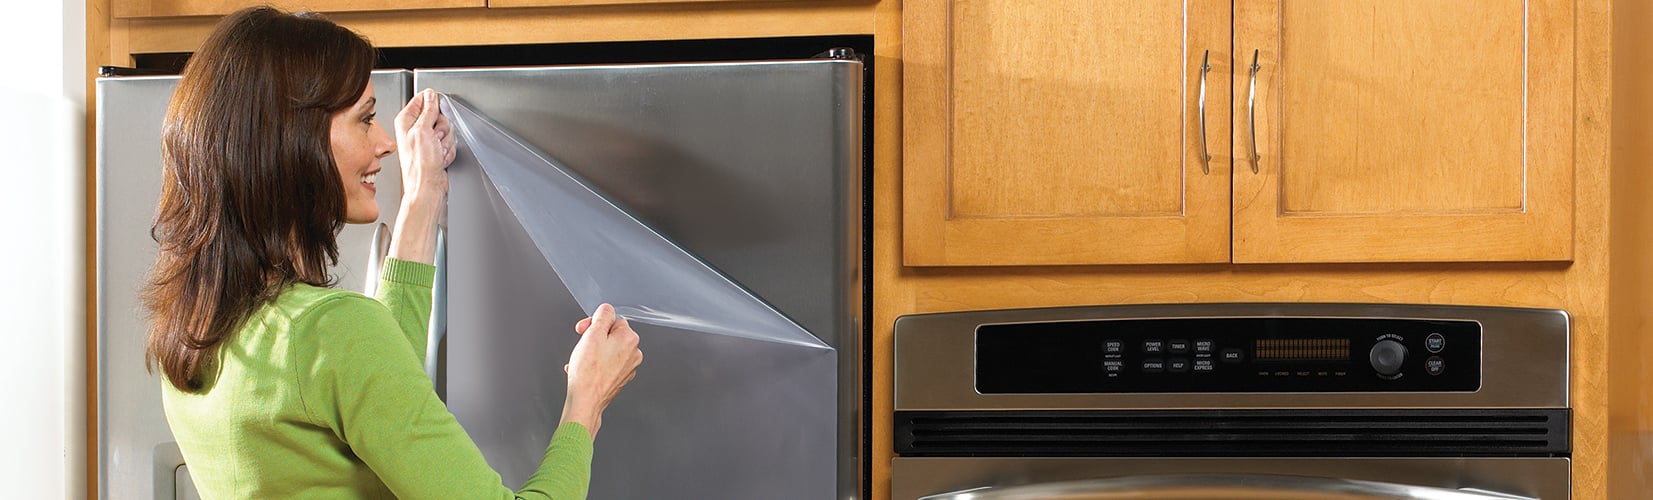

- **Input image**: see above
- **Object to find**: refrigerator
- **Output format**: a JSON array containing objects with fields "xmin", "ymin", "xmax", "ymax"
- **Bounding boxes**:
[{"xmin": 97, "ymin": 56, "xmax": 864, "ymax": 499}]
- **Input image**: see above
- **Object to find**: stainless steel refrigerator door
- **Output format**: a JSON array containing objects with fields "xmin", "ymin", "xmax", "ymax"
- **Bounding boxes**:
[
  {"xmin": 420, "ymin": 58, "xmax": 862, "ymax": 499},
  {"xmin": 96, "ymin": 70, "xmax": 413, "ymax": 499}
]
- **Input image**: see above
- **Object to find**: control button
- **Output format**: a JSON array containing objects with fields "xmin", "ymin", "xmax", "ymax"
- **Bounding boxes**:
[
  {"xmin": 1104, "ymin": 340, "xmax": 1124, "ymax": 354},
  {"xmin": 1193, "ymin": 359, "xmax": 1215, "ymax": 372},
  {"xmin": 1143, "ymin": 339, "xmax": 1164, "ymax": 354},
  {"xmin": 1425, "ymin": 356, "xmax": 1445, "ymax": 376},
  {"xmin": 1142, "ymin": 359, "xmax": 1165, "ymax": 373},
  {"xmin": 1426, "ymin": 333, "xmax": 1445, "ymax": 353},
  {"xmin": 1369, "ymin": 339, "xmax": 1408, "ymax": 377},
  {"xmin": 1103, "ymin": 360, "xmax": 1124, "ymax": 375},
  {"xmin": 1168, "ymin": 339, "xmax": 1190, "ymax": 353},
  {"xmin": 1168, "ymin": 358, "xmax": 1190, "ymax": 373},
  {"xmin": 1220, "ymin": 349, "xmax": 1245, "ymax": 363},
  {"xmin": 1194, "ymin": 339, "xmax": 1215, "ymax": 354}
]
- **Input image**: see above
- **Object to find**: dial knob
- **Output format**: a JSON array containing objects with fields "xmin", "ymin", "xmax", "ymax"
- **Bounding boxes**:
[{"xmin": 1369, "ymin": 339, "xmax": 1408, "ymax": 377}]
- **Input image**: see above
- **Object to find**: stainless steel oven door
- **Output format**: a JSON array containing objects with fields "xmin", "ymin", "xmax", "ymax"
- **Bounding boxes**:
[{"xmin": 892, "ymin": 457, "xmax": 1568, "ymax": 500}]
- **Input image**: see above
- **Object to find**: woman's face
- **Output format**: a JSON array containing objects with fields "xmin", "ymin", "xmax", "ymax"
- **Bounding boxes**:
[{"xmin": 329, "ymin": 83, "xmax": 395, "ymax": 224}]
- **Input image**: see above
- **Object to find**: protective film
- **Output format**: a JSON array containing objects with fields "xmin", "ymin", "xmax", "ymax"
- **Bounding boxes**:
[{"xmin": 440, "ymin": 96, "xmax": 830, "ymax": 351}]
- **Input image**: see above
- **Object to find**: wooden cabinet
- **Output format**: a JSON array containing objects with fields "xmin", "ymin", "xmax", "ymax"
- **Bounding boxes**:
[
  {"xmin": 489, "ymin": 0, "xmax": 803, "ymax": 7},
  {"xmin": 112, "ymin": 0, "xmax": 482, "ymax": 18},
  {"xmin": 904, "ymin": 0, "xmax": 1232, "ymax": 266},
  {"xmin": 112, "ymin": 0, "xmax": 817, "ymax": 18},
  {"xmin": 904, "ymin": 0, "xmax": 1574, "ymax": 266},
  {"xmin": 1231, "ymin": 0, "xmax": 1572, "ymax": 263}
]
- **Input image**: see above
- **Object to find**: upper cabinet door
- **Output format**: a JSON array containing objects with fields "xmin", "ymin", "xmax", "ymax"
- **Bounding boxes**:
[
  {"xmin": 113, "ymin": 0, "xmax": 482, "ymax": 18},
  {"xmin": 904, "ymin": 0, "xmax": 1232, "ymax": 266},
  {"xmin": 1232, "ymin": 0, "xmax": 1573, "ymax": 263},
  {"xmin": 488, "ymin": 0, "xmax": 813, "ymax": 6}
]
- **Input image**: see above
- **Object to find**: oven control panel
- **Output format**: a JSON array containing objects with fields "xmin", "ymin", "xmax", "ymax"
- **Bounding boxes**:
[{"xmin": 975, "ymin": 317, "xmax": 1481, "ymax": 393}]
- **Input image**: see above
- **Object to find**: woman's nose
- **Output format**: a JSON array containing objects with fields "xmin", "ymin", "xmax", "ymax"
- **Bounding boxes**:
[{"xmin": 373, "ymin": 122, "xmax": 395, "ymax": 159}]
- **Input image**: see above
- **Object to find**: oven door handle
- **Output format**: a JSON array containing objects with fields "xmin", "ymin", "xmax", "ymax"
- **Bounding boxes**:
[{"xmin": 919, "ymin": 473, "xmax": 1537, "ymax": 500}]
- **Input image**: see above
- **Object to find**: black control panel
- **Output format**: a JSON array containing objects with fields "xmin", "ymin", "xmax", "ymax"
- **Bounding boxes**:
[{"xmin": 975, "ymin": 317, "xmax": 1481, "ymax": 393}]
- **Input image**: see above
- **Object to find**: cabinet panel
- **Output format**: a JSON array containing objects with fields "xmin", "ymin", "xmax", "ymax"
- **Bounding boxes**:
[
  {"xmin": 1233, "ymin": 0, "xmax": 1572, "ymax": 263},
  {"xmin": 905, "ymin": 0, "xmax": 1232, "ymax": 266},
  {"xmin": 1276, "ymin": 2, "xmax": 1523, "ymax": 214},
  {"xmin": 113, "ymin": 0, "xmax": 481, "ymax": 18},
  {"xmin": 949, "ymin": 1, "xmax": 1184, "ymax": 219},
  {"xmin": 489, "ymin": 0, "xmax": 810, "ymax": 7}
]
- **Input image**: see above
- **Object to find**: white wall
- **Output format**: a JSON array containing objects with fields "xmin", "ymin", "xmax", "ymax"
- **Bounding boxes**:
[{"xmin": 0, "ymin": 0, "xmax": 87, "ymax": 498}]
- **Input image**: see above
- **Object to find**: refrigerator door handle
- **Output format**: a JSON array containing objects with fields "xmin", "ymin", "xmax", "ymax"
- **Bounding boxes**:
[
  {"xmin": 426, "ymin": 225, "xmax": 448, "ymax": 396},
  {"xmin": 364, "ymin": 222, "xmax": 390, "ymax": 296}
]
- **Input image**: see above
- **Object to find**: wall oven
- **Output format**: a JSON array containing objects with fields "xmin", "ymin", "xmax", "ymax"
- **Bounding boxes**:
[{"xmin": 892, "ymin": 303, "xmax": 1570, "ymax": 499}]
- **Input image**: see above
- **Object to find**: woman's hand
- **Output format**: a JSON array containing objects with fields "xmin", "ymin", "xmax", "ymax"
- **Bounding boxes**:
[
  {"xmin": 393, "ymin": 89, "xmax": 456, "ymax": 199},
  {"xmin": 386, "ymin": 89, "xmax": 457, "ymax": 264},
  {"xmin": 562, "ymin": 304, "xmax": 644, "ymax": 438}
]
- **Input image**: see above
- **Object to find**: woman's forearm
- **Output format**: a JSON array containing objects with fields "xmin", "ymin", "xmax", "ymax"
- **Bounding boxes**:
[{"xmin": 387, "ymin": 193, "xmax": 443, "ymax": 264}]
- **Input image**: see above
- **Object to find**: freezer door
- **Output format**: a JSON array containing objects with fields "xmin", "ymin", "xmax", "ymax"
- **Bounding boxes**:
[
  {"xmin": 419, "ymin": 58, "xmax": 862, "ymax": 499},
  {"xmin": 95, "ymin": 70, "xmax": 413, "ymax": 499}
]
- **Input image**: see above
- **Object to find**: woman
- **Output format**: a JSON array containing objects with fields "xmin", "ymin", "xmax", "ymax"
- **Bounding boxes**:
[{"xmin": 142, "ymin": 7, "xmax": 642, "ymax": 498}]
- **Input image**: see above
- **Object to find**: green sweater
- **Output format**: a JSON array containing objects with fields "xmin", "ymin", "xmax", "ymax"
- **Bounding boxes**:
[{"xmin": 161, "ymin": 258, "xmax": 591, "ymax": 499}]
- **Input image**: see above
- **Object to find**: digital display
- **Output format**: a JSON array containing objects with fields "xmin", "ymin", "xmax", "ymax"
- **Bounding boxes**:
[{"xmin": 1254, "ymin": 338, "xmax": 1350, "ymax": 361}]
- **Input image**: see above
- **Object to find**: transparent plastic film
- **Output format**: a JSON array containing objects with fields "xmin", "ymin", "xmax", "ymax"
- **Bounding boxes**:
[{"xmin": 440, "ymin": 95, "xmax": 831, "ymax": 351}]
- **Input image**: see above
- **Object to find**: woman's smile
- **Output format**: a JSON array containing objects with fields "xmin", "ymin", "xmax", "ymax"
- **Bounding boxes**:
[{"xmin": 331, "ymin": 83, "xmax": 395, "ymax": 224}]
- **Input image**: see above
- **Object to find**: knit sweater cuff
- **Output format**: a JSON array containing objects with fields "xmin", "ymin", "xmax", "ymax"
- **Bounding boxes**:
[{"xmin": 380, "ymin": 258, "xmax": 437, "ymax": 288}]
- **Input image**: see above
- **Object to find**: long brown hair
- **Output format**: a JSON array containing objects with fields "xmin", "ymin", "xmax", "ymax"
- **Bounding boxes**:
[{"xmin": 144, "ymin": 6, "xmax": 377, "ymax": 391}]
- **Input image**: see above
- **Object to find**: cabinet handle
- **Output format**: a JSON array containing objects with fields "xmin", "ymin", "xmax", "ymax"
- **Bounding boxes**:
[
  {"xmin": 1197, "ymin": 49, "xmax": 1212, "ymax": 175},
  {"xmin": 364, "ymin": 222, "xmax": 390, "ymax": 296},
  {"xmin": 1247, "ymin": 48, "xmax": 1262, "ymax": 173}
]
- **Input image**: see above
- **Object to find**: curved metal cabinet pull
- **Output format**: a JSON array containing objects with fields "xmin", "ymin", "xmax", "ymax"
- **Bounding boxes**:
[
  {"xmin": 919, "ymin": 474, "xmax": 1537, "ymax": 500},
  {"xmin": 1197, "ymin": 49, "xmax": 1212, "ymax": 175},
  {"xmin": 1247, "ymin": 48, "xmax": 1262, "ymax": 173}
]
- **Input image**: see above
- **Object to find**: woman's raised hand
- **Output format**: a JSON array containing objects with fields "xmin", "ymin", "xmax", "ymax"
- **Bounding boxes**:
[
  {"xmin": 562, "ymin": 304, "xmax": 644, "ymax": 438},
  {"xmin": 386, "ymin": 89, "xmax": 458, "ymax": 264},
  {"xmin": 393, "ymin": 89, "xmax": 457, "ymax": 199}
]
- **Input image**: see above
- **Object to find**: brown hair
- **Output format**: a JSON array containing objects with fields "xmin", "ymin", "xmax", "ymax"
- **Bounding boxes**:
[{"xmin": 144, "ymin": 6, "xmax": 377, "ymax": 391}]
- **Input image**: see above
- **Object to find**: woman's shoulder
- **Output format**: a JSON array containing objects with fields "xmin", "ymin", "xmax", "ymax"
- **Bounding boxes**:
[
  {"xmin": 269, "ymin": 284, "xmax": 389, "ymax": 334},
  {"xmin": 226, "ymin": 285, "xmax": 396, "ymax": 379},
  {"xmin": 276, "ymin": 283, "xmax": 377, "ymax": 313},
  {"xmin": 269, "ymin": 284, "xmax": 402, "ymax": 353}
]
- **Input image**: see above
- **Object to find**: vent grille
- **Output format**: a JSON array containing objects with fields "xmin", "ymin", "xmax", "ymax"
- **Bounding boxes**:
[{"xmin": 894, "ymin": 410, "xmax": 1569, "ymax": 457}]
